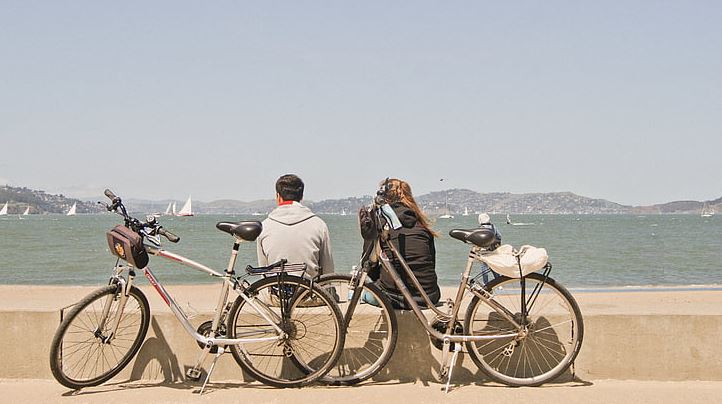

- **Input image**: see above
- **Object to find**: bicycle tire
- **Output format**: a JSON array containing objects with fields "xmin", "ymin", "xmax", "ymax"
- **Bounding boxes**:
[
  {"xmin": 49, "ymin": 284, "xmax": 150, "ymax": 389},
  {"xmin": 226, "ymin": 275, "xmax": 345, "ymax": 388},
  {"xmin": 316, "ymin": 273, "xmax": 398, "ymax": 385},
  {"xmin": 464, "ymin": 273, "xmax": 583, "ymax": 386}
]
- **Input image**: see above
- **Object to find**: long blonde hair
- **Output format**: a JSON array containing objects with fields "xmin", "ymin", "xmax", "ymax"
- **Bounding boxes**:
[{"xmin": 383, "ymin": 178, "xmax": 438, "ymax": 237}]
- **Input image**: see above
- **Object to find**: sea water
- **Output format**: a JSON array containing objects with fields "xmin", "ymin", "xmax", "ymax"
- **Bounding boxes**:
[{"xmin": 0, "ymin": 213, "xmax": 720, "ymax": 288}]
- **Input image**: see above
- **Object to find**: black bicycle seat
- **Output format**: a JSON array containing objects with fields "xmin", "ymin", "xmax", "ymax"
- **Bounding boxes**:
[
  {"xmin": 216, "ymin": 221, "xmax": 263, "ymax": 241},
  {"xmin": 449, "ymin": 228, "xmax": 498, "ymax": 248}
]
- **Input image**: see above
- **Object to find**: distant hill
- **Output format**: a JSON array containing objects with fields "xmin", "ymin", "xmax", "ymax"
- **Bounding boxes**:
[
  {"xmin": 3, "ymin": 185, "xmax": 719, "ymax": 215},
  {"xmin": 104, "ymin": 189, "xmax": 722, "ymax": 215},
  {"xmin": 0, "ymin": 186, "xmax": 103, "ymax": 214},
  {"xmin": 630, "ymin": 196, "xmax": 722, "ymax": 214}
]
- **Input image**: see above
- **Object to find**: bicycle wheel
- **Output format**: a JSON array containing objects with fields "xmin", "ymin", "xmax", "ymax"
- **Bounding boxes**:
[
  {"xmin": 226, "ymin": 275, "xmax": 345, "ymax": 388},
  {"xmin": 464, "ymin": 273, "xmax": 583, "ymax": 386},
  {"xmin": 316, "ymin": 273, "xmax": 397, "ymax": 385},
  {"xmin": 49, "ymin": 284, "xmax": 150, "ymax": 389}
]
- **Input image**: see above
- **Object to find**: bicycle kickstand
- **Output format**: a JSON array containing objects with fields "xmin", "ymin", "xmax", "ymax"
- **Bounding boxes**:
[
  {"xmin": 200, "ymin": 346, "xmax": 224, "ymax": 395},
  {"xmin": 444, "ymin": 344, "xmax": 462, "ymax": 394}
]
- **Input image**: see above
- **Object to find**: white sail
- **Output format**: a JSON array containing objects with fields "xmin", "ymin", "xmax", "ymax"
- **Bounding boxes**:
[
  {"xmin": 701, "ymin": 203, "xmax": 715, "ymax": 218},
  {"xmin": 23, "ymin": 206, "xmax": 30, "ymax": 215},
  {"xmin": 172, "ymin": 202, "xmax": 177, "ymax": 215},
  {"xmin": 164, "ymin": 202, "xmax": 173, "ymax": 215},
  {"xmin": 177, "ymin": 196, "xmax": 193, "ymax": 216},
  {"xmin": 439, "ymin": 188, "xmax": 453, "ymax": 219},
  {"xmin": 0, "ymin": 202, "xmax": 7, "ymax": 215},
  {"xmin": 66, "ymin": 202, "xmax": 77, "ymax": 216},
  {"xmin": 462, "ymin": 207, "xmax": 469, "ymax": 216}
]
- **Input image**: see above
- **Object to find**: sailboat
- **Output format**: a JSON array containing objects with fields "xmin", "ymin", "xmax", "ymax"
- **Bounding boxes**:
[
  {"xmin": 172, "ymin": 202, "xmax": 177, "ymax": 216},
  {"xmin": 66, "ymin": 202, "xmax": 77, "ymax": 216},
  {"xmin": 163, "ymin": 202, "xmax": 174, "ymax": 216},
  {"xmin": 177, "ymin": 196, "xmax": 193, "ymax": 217},
  {"xmin": 462, "ymin": 207, "xmax": 469, "ymax": 216},
  {"xmin": 701, "ymin": 202, "xmax": 715, "ymax": 218},
  {"xmin": 438, "ymin": 189, "xmax": 454, "ymax": 219},
  {"xmin": 23, "ymin": 206, "xmax": 30, "ymax": 216},
  {"xmin": 0, "ymin": 202, "xmax": 7, "ymax": 216}
]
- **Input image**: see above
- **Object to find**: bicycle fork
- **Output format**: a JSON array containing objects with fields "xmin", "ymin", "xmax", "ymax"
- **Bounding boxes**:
[{"xmin": 96, "ymin": 268, "xmax": 136, "ymax": 343}]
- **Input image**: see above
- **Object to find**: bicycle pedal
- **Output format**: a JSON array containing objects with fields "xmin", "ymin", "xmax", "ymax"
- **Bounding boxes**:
[{"xmin": 186, "ymin": 368, "xmax": 202, "ymax": 381}]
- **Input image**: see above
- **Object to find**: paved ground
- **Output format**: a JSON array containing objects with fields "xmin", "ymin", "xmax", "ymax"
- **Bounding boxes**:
[{"xmin": 2, "ymin": 379, "xmax": 722, "ymax": 404}]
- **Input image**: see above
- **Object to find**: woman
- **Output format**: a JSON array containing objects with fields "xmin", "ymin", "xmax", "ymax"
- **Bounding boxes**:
[{"xmin": 360, "ymin": 178, "xmax": 440, "ymax": 309}]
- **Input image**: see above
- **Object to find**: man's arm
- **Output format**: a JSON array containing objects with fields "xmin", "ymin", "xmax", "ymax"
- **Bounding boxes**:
[
  {"xmin": 318, "ymin": 225, "xmax": 335, "ymax": 274},
  {"xmin": 256, "ymin": 235, "xmax": 269, "ymax": 266}
]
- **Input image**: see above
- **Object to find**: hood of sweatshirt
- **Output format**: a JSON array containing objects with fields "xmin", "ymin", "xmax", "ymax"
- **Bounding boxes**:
[
  {"xmin": 391, "ymin": 202, "xmax": 419, "ymax": 228},
  {"xmin": 267, "ymin": 203, "xmax": 317, "ymax": 226}
]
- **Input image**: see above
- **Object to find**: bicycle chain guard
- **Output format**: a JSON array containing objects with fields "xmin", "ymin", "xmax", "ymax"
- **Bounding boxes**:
[
  {"xmin": 196, "ymin": 321, "xmax": 226, "ymax": 353},
  {"xmin": 429, "ymin": 317, "xmax": 464, "ymax": 350}
]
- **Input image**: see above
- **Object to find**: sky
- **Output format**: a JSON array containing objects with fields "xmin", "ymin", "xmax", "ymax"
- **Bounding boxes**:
[{"xmin": 1, "ymin": 1, "xmax": 721, "ymax": 206}]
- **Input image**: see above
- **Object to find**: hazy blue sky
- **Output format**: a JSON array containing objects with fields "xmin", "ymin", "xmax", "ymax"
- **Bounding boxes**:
[{"xmin": 1, "ymin": 1, "xmax": 720, "ymax": 205}]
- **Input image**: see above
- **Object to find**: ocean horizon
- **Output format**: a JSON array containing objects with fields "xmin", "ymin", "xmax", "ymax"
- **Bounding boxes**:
[{"xmin": 0, "ymin": 213, "xmax": 720, "ymax": 289}]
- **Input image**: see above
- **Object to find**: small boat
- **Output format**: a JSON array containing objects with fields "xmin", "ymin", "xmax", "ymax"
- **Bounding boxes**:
[
  {"xmin": 177, "ymin": 196, "xmax": 193, "ymax": 217},
  {"xmin": 507, "ymin": 213, "xmax": 534, "ymax": 226},
  {"xmin": 66, "ymin": 202, "xmax": 77, "ymax": 216},
  {"xmin": 439, "ymin": 191, "xmax": 453, "ymax": 219},
  {"xmin": 23, "ymin": 206, "xmax": 30, "ymax": 215},
  {"xmin": 462, "ymin": 207, "xmax": 469, "ymax": 216},
  {"xmin": 701, "ymin": 202, "xmax": 715, "ymax": 218},
  {"xmin": 0, "ymin": 202, "xmax": 7, "ymax": 216},
  {"xmin": 172, "ymin": 202, "xmax": 177, "ymax": 216}
]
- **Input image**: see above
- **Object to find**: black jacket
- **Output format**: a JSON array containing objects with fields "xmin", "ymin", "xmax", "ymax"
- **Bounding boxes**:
[{"xmin": 361, "ymin": 203, "xmax": 440, "ymax": 309}]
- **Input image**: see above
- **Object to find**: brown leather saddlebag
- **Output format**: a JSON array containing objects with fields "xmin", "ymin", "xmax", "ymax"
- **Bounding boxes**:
[{"xmin": 106, "ymin": 225, "xmax": 149, "ymax": 269}]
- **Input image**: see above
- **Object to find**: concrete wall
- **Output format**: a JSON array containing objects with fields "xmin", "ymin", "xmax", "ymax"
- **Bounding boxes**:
[{"xmin": 4, "ymin": 308, "xmax": 722, "ymax": 383}]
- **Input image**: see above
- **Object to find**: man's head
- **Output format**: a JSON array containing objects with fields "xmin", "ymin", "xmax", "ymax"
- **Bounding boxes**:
[{"xmin": 275, "ymin": 174, "xmax": 304, "ymax": 203}]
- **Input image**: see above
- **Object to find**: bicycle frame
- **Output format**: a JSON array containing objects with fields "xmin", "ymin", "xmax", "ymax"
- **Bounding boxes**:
[
  {"xmin": 103, "ymin": 239, "xmax": 285, "ymax": 348},
  {"xmin": 370, "ymin": 231, "xmax": 523, "ymax": 344}
]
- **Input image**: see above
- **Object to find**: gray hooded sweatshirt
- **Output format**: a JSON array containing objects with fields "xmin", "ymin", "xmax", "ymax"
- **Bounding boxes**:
[{"xmin": 256, "ymin": 202, "xmax": 334, "ymax": 277}]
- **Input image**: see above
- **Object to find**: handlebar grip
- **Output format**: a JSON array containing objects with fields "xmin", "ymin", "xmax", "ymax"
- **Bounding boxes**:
[
  {"xmin": 158, "ymin": 227, "xmax": 180, "ymax": 243},
  {"xmin": 104, "ymin": 189, "xmax": 119, "ymax": 202}
]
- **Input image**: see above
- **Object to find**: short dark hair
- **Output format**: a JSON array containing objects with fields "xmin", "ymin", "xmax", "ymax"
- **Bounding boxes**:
[{"xmin": 275, "ymin": 174, "xmax": 304, "ymax": 202}]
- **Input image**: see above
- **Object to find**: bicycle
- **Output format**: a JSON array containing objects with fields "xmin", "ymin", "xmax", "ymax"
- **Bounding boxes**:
[
  {"xmin": 49, "ymin": 190, "xmax": 345, "ymax": 392},
  {"xmin": 317, "ymin": 180, "xmax": 583, "ymax": 389}
]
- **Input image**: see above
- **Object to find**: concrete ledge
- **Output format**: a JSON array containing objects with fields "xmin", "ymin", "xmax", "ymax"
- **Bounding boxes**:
[{"xmin": 3, "ymin": 285, "xmax": 722, "ymax": 383}]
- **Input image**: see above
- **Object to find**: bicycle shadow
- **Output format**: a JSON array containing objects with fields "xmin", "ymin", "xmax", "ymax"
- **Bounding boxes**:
[
  {"xmin": 361, "ymin": 310, "xmax": 592, "ymax": 389},
  {"xmin": 60, "ymin": 316, "xmax": 264, "ymax": 397},
  {"xmin": 127, "ymin": 317, "xmax": 183, "ymax": 382}
]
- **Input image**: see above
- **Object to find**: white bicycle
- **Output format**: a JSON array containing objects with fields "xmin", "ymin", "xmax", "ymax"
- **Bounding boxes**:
[{"xmin": 49, "ymin": 190, "xmax": 345, "ymax": 391}]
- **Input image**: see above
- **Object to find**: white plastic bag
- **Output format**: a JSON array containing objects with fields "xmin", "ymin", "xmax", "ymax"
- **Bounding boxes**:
[{"xmin": 481, "ymin": 244, "xmax": 548, "ymax": 278}]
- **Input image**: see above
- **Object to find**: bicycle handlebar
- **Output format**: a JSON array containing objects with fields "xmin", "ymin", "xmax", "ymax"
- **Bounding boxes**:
[
  {"xmin": 102, "ymin": 188, "xmax": 179, "ymax": 243},
  {"xmin": 158, "ymin": 227, "xmax": 180, "ymax": 243},
  {"xmin": 104, "ymin": 189, "xmax": 119, "ymax": 203}
]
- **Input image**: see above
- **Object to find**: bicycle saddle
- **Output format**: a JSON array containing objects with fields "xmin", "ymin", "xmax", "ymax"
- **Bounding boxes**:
[
  {"xmin": 216, "ymin": 221, "xmax": 263, "ymax": 241},
  {"xmin": 449, "ymin": 228, "xmax": 498, "ymax": 248}
]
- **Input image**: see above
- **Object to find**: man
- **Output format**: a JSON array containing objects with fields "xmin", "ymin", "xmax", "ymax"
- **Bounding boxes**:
[{"xmin": 256, "ymin": 174, "xmax": 334, "ymax": 277}]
